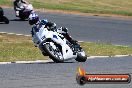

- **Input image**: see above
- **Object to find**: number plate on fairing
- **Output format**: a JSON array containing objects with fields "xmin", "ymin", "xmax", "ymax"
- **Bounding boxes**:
[{"xmin": 41, "ymin": 36, "xmax": 46, "ymax": 40}]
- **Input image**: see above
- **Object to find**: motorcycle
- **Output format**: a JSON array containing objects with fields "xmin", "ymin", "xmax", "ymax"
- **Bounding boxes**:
[
  {"xmin": 33, "ymin": 25, "xmax": 87, "ymax": 63},
  {"xmin": 0, "ymin": 7, "xmax": 9, "ymax": 24},
  {"xmin": 15, "ymin": 4, "xmax": 33, "ymax": 20}
]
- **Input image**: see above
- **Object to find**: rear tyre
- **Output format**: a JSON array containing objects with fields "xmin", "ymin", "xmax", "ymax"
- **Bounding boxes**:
[
  {"xmin": 43, "ymin": 42, "xmax": 64, "ymax": 63},
  {"xmin": 19, "ymin": 10, "xmax": 31, "ymax": 20},
  {"xmin": 19, "ymin": 11, "xmax": 27, "ymax": 20},
  {"xmin": 75, "ymin": 53, "xmax": 87, "ymax": 62},
  {"xmin": 0, "ymin": 7, "xmax": 4, "ymax": 16},
  {"xmin": 3, "ymin": 16, "xmax": 9, "ymax": 24},
  {"xmin": 75, "ymin": 47, "xmax": 87, "ymax": 62},
  {"xmin": 73, "ymin": 44, "xmax": 87, "ymax": 62}
]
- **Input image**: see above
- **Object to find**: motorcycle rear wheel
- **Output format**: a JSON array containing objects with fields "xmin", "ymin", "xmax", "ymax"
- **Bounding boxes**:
[
  {"xmin": 72, "ymin": 43, "xmax": 87, "ymax": 62},
  {"xmin": 75, "ymin": 50, "xmax": 87, "ymax": 62},
  {"xmin": 0, "ymin": 7, "xmax": 4, "ymax": 16},
  {"xmin": 3, "ymin": 16, "xmax": 9, "ymax": 24}
]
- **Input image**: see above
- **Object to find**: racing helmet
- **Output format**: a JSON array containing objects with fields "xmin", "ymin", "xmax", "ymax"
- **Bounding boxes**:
[{"xmin": 28, "ymin": 12, "xmax": 39, "ymax": 25}]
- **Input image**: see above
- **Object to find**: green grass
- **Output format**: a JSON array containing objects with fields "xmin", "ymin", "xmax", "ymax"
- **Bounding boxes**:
[
  {"xmin": 1, "ymin": 0, "xmax": 132, "ymax": 16},
  {"xmin": 80, "ymin": 42, "xmax": 132, "ymax": 56},
  {"xmin": 0, "ymin": 33, "xmax": 132, "ymax": 62},
  {"xmin": 0, "ymin": 0, "xmax": 12, "ymax": 6},
  {"xmin": 0, "ymin": 33, "xmax": 47, "ymax": 62}
]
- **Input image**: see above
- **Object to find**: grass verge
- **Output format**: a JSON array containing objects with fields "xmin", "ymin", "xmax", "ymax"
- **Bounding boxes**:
[
  {"xmin": 0, "ymin": 33, "xmax": 132, "ymax": 62},
  {"xmin": 1, "ymin": 0, "xmax": 132, "ymax": 16}
]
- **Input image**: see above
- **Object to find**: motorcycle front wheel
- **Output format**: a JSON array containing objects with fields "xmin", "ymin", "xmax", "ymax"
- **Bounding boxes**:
[{"xmin": 43, "ymin": 42, "xmax": 64, "ymax": 63}]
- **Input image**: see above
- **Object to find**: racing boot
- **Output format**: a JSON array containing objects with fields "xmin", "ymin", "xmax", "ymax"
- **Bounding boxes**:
[{"xmin": 15, "ymin": 11, "xmax": 19, "ymax": 17}]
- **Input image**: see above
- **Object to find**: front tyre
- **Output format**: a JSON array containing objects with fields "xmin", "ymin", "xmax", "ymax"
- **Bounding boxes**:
[{"xmin": 43, "ymin": 42, "xmax": 64, "ymax": 63}]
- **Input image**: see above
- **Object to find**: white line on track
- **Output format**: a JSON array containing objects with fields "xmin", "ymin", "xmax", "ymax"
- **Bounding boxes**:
[
  {"xmin": 0, "ymin": 32, "xmax": 31, "ymax": 37},
  {"xmin": 0, "ymin": 55, "xmax": 131, "ymax": 65}
]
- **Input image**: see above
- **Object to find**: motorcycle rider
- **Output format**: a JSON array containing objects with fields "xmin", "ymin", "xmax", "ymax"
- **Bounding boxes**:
[
  {"xmin": 13, "ymin": 0, "xmax": 29, "ymax": 17},
  {"xmin": 28, "ymin": 12, "xmax": 78, "ymax": 48}
]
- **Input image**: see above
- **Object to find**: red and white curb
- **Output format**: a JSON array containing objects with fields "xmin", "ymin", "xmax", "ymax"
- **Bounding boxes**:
[{"xmin": 0, "ymin": 55, "xmax": 131, "ymax": 64}]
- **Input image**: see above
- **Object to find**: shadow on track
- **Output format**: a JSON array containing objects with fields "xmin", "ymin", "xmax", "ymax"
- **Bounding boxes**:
[
  {"xmin": 46, "ymin": 61, "xmax": 75, "ymax": 64},
  {"xmin": 11, "ymin": 61, "xmax": 76, "ymax": 65}
]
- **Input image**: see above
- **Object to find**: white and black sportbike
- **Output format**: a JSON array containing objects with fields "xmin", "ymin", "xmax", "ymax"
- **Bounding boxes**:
[
  {"xmin": 15, "ymin": 4, "xmax": 33, "ymax": 20},
  {"xmin": 32, "ymin": 26, "xmax": 87, "ymax": 63}
]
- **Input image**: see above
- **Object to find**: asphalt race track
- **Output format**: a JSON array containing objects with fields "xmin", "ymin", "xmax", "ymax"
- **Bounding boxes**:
[
  {"xmin": 0, "ymin": 57, "xmax": 132, "ymax": 88},
  {"xmin": 1, "ymin": 8, "xmax": 132, "ymax": 45},
  {"xmin": 0, "ymin": 8, "xmax": 132, "ymax": 88}
]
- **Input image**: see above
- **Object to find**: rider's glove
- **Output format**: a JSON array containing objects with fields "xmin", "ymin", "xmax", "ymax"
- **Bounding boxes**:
[
  {"xmin": 50, "ymin": 23, "xmax": 56, "ymax": 30},
  {"xmin": 40, "ymin": 19, "xmax": 48, "ymax": 25},
  {"xmin": 46, "ymin": 22, "xmax": 56, "ymax": 31}
]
